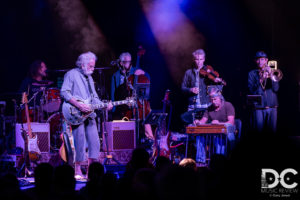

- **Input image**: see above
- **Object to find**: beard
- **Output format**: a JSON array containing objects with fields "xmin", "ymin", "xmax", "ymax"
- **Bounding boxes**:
[{"xmin": 82, "ymin": 65, "xmax": 93, "ymax": 75}]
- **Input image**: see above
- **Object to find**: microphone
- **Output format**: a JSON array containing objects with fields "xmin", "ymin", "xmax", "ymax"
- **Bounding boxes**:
[{"xmin": 110, "ymin": 59, "xmax": 120, "ymax": 66}]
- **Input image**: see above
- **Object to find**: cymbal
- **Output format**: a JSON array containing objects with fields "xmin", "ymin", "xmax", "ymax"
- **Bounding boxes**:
[{"xmin": 32, "ymin": 80, "xmax": 54, "ymax": 86}]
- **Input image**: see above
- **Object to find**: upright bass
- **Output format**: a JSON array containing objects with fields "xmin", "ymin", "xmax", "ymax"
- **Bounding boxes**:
[{"xmin": 125, "ymin": 45, "xmax": 151, "ymax": 121}]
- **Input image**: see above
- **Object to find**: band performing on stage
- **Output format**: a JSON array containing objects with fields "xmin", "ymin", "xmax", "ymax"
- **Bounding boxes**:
[
  {"xmin": 4, "ymin": 2, "xmax": 300, "ymax": 200},
  {"xmin": 0, "ymin": 48, "xmax": 282, "ymax": 181}
]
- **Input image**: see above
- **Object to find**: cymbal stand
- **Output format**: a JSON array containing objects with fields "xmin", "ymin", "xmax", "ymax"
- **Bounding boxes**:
[
  {"xmin": 20, "ymin": 88, "xmax": 45, "ymax": 122},
  {"xmin": 102, "ymin": 109, "xmax": 120, "ymax": 165}
]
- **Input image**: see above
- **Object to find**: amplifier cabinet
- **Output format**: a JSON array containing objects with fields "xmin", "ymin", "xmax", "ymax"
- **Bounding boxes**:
[
  {"xmin": 15, "ymin": 123, "xmax": 50, "ymax": 153},
  {"xmin": 103, "ymin": 121, "xmax": 136, "ymax": 151}
]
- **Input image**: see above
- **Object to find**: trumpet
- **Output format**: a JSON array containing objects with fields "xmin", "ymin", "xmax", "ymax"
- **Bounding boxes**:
[{"xmin": 260, "ymin": 60, "xmax": 283, "ymax": 82}]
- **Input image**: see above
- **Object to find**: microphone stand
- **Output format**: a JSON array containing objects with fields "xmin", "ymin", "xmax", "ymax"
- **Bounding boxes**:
[
  {"xmin": 133, "ymin": 90, "xmax": 140, "ymax": 146},
  {"xmin": 125, "ymin": 75, "xmax": 140, "ymax": 146},
  {"xmin": 20, "ymin": 88, "xmax": 45, "ymax": 123}
]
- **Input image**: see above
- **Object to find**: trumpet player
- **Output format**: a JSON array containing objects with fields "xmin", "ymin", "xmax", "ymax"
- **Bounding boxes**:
[{"xmin": 248, "ymin": 51, "xmax": 279, "ymax": 133}]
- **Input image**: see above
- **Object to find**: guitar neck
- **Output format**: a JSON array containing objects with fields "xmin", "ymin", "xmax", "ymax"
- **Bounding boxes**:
[
  {"xmin": 92, "ymin": 100, "xmax": 129, "ymax": 110},
  {"xmin": 24, "ymin": 101, "xmax": 33, "ymax": 139},
  {"xmin": 112, "ymin": 100, "xmax": 129, "ymax": 106}
]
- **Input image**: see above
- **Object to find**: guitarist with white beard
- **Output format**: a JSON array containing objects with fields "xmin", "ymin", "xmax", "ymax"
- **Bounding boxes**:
[{"xmin": 60, "ymin": 52, "xmax": 113, "ymax": 179}]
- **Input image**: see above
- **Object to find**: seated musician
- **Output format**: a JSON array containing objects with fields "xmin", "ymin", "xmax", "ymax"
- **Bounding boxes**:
[
  {"xmin": 19, "ymin": 60, "xmax": 53, "ymax": 105},
  {"xmin": 193, "ymin": 88, "xmax": 236, "ymax": 158},
  {"xmin": 181, "ymin": 49, "xmax": 225, "ymax": 164},
  {"xmin": 111, "ymin": 52, "xmax": 154, "ymax": 141},
  {"xmin": 19, "ymin": 60, "xmax": 53, "ymax": 122}
]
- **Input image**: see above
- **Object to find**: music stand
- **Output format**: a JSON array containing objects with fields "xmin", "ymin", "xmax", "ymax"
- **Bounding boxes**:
[
  {"xmin": 247, "ymin": 95, "xmax": 262, "ymax": 107},
  {"xmin": 135, "ymin": 83, "xmax": 150, "ymax": 100},
  {"xmin": 132, "ymin": 81, "xmax": 150, "ymax": 145},
  {"xmin": 207, "ymin": 85, "xmax": 223, "ymax": 94},
  {"xmin": 144, "ymin": 110, "xmax": 167, "ymax": 126},
  {"xmin": 144, "ymin": 110, "xmax": 168, "ymax": 165}
]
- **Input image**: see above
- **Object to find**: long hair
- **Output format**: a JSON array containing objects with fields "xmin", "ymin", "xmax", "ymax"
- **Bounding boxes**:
[{"xmin": 29, "ymin": 60, "xmax": 43, "ymax": 78}]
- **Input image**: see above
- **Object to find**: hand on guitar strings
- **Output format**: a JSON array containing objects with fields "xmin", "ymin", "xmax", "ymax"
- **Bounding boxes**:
[
  {"xmin": 106, "ymin": 102, "xmax": 113, "ymax": 111},
  {"xmin": 77, "ymin": 102, "xmax": 92, "ymax": 113}
]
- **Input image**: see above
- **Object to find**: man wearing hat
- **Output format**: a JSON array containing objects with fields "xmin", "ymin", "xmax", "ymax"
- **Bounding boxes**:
[{"xmin": 248, "ymin": 51, "xmax": 279, "ymax": 133}]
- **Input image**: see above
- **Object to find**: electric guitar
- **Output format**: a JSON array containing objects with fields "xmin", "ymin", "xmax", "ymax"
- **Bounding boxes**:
[
  {"xmin": 153, "ymin": 90, "xmax": 171, "ymax": 159},
  {"xmin": 59, "ymin": 120, "xmax": 75, "ymax": 165},
  {"xmin": 62, "ymin": 96, "xmax": 135, "ymax": 125},
  {"xmin": 21, "ymin": 93, "xmax": 41, "ymax": 162}
]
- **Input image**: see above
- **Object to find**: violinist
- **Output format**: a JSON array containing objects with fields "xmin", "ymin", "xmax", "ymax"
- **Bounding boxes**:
[
  {"xmin": 181, "ymin": 49, "xmax": 225, "ymax": 164},
  {"xmin": 111, "ymin": 52, "xmax": 154, "ymax": 140},
  {"xmin": 181, "ymin": 49, "xmax": 225, "ymax": 115},
  {"xmin": 248, "ymin": 51, "xmax": 279, "ymax": 133}
]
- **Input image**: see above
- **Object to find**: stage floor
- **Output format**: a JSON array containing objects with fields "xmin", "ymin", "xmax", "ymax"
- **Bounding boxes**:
[
  {"xmin": 19, "ymin": 177, "xmax": 87, "ymax": 191},
  {"xmin": 18, "ymin": 164, "xmax": 126, "ymax": 191}
]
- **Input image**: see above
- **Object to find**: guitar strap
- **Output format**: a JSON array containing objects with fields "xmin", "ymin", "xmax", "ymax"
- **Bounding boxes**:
[{"xmin": 86, "ymin": 76, "xmax": 95, "ymax": 103}]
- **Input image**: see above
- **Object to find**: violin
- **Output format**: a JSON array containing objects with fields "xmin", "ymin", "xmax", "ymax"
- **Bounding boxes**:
[{"xmin": 199, "ymin": 65, "xmax": 226, "ymax": 86}]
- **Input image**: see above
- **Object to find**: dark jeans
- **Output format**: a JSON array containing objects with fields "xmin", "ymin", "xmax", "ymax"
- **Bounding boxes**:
[{"xmin": 252, "ymin": 108, "xmax": 277, "ymax": 133}]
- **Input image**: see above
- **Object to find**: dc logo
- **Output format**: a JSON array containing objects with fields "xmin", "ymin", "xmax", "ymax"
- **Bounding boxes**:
[{"xmin": 261, "ymin": 168, "xmax": 298, "ymax": 189}]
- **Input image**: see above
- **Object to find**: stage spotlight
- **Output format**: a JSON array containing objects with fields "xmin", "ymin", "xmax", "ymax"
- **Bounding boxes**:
[
  {"xmin": 47, "ymin": 0, "xmax": 113, "ymax": 58},
  {"xmin": 139, "ymin": 0, "xmax": 205, "ymax": 84}
]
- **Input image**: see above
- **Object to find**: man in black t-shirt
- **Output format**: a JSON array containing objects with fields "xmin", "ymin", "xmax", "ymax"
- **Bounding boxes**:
[
  {"xmin": 19, "ymin": 60, "xmax": 53, "ymax": 107},
  {"xmin": 19, "ymin": 60, "xmax": 53, "ymax": 122}
]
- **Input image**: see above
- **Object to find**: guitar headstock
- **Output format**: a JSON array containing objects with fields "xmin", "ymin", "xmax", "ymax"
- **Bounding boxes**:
[
  {"xmin": 22, "ymin": 92, "xmax": 28, "ymax": 104},
  {"xmin": 163, "ymin": 89, "xmax": 171, "ymax": 104},
  {"xmin": 137, "ymin": 45, "xmax": 146, "ymax": 57},
  {"xmin": 126, "ymin": 97, "xmax": 136, "ymax": 107}
]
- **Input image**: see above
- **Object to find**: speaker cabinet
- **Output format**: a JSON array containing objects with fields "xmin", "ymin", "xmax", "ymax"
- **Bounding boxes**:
[
  {"xmin": 15, "ymin": 123, "xmax": 50, "ymax": 153},
  {"xmin": 103, "ymin": 121, "xmax": 136, "ymax": 151}
]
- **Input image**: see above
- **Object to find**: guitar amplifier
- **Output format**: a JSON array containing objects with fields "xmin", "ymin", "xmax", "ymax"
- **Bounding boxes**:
[
  {"xmin": 103, "ymin": 121, "xmax": 136, "ymax": 151},
  {"xmin": 15, "ymin": 123, "xmax": 50, "ymax": 153}
]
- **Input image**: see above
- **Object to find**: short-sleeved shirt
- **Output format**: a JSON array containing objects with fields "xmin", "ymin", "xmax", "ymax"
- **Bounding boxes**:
[{"xmin": 203, "ymin": 101, "xmax": 235, "ymax": 122}]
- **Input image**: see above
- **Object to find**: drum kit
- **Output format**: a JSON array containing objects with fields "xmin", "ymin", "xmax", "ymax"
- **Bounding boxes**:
[{"xmin": 17, "ymin": 84, "xmax": 64, "ymax": 151}]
